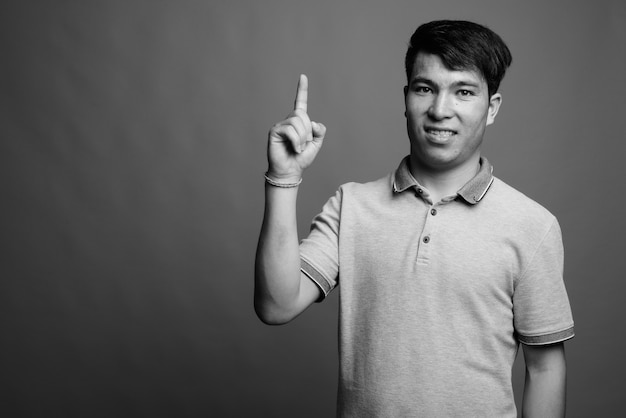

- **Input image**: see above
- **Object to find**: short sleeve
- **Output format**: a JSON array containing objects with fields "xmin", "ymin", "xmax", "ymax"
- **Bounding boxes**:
[
  {"xmin": 299, "ymin": 189, "xmax": 342, "ymax": 301},
  {"xmin": 513, "ymin": 218, "xmax": 575, "ymax": 345}
]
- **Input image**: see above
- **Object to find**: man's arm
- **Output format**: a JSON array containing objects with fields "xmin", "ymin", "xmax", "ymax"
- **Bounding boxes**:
[
  {"xmin": 254, "ymin": 74, "xmax": 327, "ymax": 325},
  {"xmin": 521, "ymin": 342, "xmax": 567, "ymax": 418}
]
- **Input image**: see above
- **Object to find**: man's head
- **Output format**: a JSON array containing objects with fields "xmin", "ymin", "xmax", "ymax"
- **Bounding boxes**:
[
  {"xmin": 405, "ymin": 20, "xmax": 512, "ymax": 97},
  {"xmin": 402, "ymin": 21, "xmax": 512, "ymax": 174}
]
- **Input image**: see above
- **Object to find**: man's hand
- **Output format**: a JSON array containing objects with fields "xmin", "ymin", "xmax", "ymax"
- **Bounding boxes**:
[{"xmin": 267, "ymin": 74, "xmax": 327, "ymax": 182}]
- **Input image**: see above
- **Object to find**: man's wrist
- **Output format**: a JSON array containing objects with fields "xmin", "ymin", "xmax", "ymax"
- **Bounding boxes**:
[{"xmin": 264, "ymin": 172, "xmax": 302, "ymax": 188}]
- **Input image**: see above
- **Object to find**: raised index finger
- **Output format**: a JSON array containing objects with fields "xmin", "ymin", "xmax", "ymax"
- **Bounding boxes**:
[{"xmin": 294, "ymin": 74, "xmax": 308, "ymax": 112}]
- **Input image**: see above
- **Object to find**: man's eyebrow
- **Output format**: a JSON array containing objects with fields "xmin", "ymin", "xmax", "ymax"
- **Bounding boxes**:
[
  {"xmin": 410, "ymin": 76, "xmax": 483, "ymax": 89},
  {"xmin": 451, "ymin": 80, "xmax": 482, "ymax": 88},
  {"xmin": 410, "ymin": 76, "xmax": 433, "ymax": 85}
]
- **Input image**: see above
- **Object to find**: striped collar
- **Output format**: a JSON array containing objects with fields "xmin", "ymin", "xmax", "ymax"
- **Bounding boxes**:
[{"xmin": 392, "ymin": 156, "xmax": 495, "ymax": 205}]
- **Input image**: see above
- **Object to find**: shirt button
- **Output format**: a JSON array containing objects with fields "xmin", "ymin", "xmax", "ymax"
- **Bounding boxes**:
[
  {"xmin": 430, "ymin": 208, "xmax": 437, "ymax": 216},
  {"xmin": 423, "ymin": 236, "xmax": 430, "ymax": 243}
]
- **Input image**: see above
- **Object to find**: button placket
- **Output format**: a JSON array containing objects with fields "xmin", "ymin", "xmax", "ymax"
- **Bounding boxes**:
[
  {"xmin": 416, "ymin": 204, "xmax": 439, "ymax": 263},
  {"xmin": 422, "ymin": 210, "xmax": 434, "ymax": 244}
]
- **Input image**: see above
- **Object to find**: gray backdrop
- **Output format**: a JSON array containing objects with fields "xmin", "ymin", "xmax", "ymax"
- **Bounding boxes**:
[{"xmin": 2, "ymin": 1, "xmax": 625, "ymax": 417}]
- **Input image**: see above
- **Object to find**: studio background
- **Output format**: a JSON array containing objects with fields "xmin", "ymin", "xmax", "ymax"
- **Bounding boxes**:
[{"xmin": 1, "ymin": 1, "xmax": 624, "ymax": 417}]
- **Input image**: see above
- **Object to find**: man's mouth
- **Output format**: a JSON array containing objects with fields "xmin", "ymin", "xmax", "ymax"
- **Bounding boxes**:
[{"xmin": 425, "ymin": 128, "xmax": 457, "ymax": 141}]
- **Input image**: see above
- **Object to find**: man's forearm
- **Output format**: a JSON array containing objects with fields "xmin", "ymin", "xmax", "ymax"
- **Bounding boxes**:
[
  {"xmin": 254, "ymin": 184, "xmax": 303, "ymax": 324},
  {"xmin": 522, "ymin": 344, "xmax": 567, "ymax": 418}
]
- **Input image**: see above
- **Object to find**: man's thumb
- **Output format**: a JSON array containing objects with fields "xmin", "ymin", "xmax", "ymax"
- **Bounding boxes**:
[{"xmin": 312, "ymin": 121, "xmax": 326, "ymax": 140}]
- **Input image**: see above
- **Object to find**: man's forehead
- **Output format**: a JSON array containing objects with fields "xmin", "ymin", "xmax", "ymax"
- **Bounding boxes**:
[{"xmin": 411, "ymin": 52, "xmax": 485, "ymax": 85}]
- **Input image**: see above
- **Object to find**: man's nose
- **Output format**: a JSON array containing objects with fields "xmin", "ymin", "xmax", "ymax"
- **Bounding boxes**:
[{"xmin": 427, "ymin": 93, "xmax": 454, "ymax": 120}]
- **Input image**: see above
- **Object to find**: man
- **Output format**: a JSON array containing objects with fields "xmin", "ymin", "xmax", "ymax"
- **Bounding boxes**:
[{"xmin": 255, "ymin": 20, "xmax": 574, "ymax": 417}]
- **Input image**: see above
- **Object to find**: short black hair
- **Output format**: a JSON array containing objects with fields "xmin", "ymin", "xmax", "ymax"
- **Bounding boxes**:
[{"xmin": 405, "ymin": 20, "xmax": 512, "ymax": 96}]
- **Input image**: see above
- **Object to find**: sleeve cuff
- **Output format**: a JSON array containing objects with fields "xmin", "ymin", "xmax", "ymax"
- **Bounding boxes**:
[
  {"xmin": 301, "ymin": 258, "xmax": 334, "ymax": 302},
  {"xmin": 518, "ymin": 326, "xmax": 575, "ymax": 346}
]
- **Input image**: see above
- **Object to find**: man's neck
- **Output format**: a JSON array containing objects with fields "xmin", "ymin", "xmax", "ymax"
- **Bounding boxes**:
[{"xmin": 409, "ymin": 155, "xmax": 481, "ymax": 204}]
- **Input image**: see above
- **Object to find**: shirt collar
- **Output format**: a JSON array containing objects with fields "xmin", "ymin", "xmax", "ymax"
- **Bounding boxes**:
[{"xmin": 393, "ymin": 156, "xmax": 494, "ymax": 205}]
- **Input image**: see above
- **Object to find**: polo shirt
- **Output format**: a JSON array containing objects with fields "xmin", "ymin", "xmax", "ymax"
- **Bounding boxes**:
[{"xmin": 299, "ymin": 156, "xmax": 574, "ymax": 417}]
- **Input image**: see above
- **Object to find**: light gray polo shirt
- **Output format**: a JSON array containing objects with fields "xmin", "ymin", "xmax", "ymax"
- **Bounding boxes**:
[{"xmin": 299, "ymin": 156, "xmax": 574, "ymax": 417}]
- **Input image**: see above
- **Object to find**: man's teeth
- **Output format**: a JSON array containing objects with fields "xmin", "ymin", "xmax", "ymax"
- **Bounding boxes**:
[{"xmin": 428, "ymin": 129, "xmax": 455, "ymax": 137}]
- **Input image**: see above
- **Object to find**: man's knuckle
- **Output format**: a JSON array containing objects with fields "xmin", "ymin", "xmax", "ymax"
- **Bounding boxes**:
[{"xmin": 286, "ymin": 125, "xmax": 298, "ymax": 137}]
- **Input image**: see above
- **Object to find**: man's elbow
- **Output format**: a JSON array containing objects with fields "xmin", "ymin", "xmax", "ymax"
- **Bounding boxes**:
[{"xmin": 254, "ymin": 299, "xmax": 298, "ymax": 325}]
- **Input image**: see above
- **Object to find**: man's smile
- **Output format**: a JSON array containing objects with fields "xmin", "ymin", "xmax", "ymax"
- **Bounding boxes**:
[{"xmin": 424, "ymin": 127, "xmax": 457, "ymax": 143}]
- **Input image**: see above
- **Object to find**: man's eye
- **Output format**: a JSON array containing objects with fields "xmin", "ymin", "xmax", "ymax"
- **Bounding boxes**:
[
  {"xmin": 415, "ymin": 86, "xmax": 431, "ymax": 94},
  {"xmin": 459, "ymin": 90, "xmax": 474, "ymax": 96}
]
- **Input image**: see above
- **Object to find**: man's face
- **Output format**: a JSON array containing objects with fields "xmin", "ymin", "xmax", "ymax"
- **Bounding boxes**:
[{"xmin": 404, "ymin": 52, "xmax": 501, "ymax": 173}]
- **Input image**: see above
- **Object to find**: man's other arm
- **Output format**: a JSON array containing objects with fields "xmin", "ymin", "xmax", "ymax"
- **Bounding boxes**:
[
  {"xmin": 521, "ymin": 342, "xmax": 567, "ymax": 418},
  {"xmin": 254, "ymin": 74, "xmax": 327, "ymax": 325}
]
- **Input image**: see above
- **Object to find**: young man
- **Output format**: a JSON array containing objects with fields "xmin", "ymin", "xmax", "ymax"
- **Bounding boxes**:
[{"xmin": 255, "ymin": 20, "xmax": 574, "ymax": 417}]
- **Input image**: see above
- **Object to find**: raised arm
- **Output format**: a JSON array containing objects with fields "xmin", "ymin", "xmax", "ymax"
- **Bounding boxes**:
[{"xmin": 254, "ymin": 75, "xmax": 327, "ymax": 325}]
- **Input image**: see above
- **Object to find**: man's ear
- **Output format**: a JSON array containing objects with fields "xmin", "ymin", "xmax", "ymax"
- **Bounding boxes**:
[
  {"xmin": 486, "ymin": 93, "xmax": 502, "ymax": 126},
  {"xmin": 403, "ymin": 86, "xmax": 408, "ymax": 117}
]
